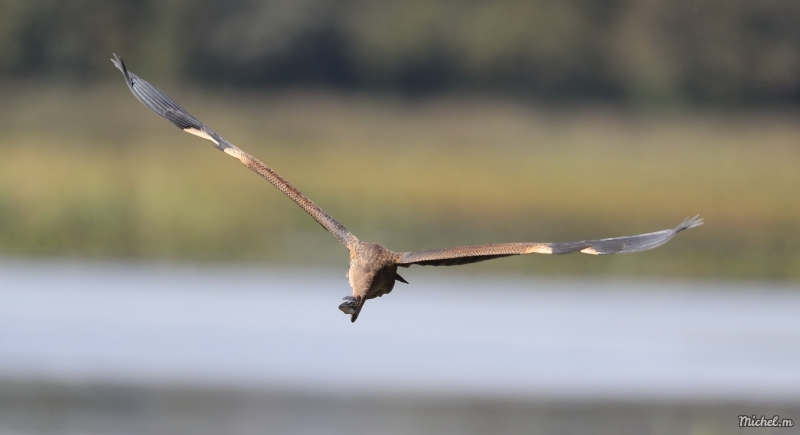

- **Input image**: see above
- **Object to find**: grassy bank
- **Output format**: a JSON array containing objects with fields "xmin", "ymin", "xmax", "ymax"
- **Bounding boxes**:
[{"xmin": 1, "ymin": 84, "xmax": 799, "ymax": 279}]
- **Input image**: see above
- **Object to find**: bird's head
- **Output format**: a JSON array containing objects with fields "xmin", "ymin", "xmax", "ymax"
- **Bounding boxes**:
[
  {"xmin": 338, "ymin": 295, "xmax": 361, "ymax": 322},
  {"xmin": 338, "ymin": 295, "xmax": 357, "ymax": 314}
]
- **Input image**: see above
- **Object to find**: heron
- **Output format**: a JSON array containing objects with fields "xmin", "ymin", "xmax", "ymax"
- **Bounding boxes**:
[{"xmin": 111, "ymin": 54, "xmax": 703, "ymax": 323}]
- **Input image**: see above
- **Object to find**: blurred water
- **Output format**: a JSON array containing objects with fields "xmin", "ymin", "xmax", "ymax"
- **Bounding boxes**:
[{"xmin": 0, "ymin": 259, "xmax": 798, "ymax": 403}]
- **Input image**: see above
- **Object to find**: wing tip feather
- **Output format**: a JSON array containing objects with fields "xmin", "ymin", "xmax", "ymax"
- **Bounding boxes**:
[
  {"xmin": 110, "ymin": 53, "xmax": 126, "ymax": 76},
  {"xmin": 677, "ymin": 215, "xmax": 704, "ymax": 232}
]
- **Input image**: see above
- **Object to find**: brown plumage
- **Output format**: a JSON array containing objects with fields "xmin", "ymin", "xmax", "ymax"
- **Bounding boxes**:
[{"xmin": 112, "ymin": 54, "xmax": 703, "ymax": 323}]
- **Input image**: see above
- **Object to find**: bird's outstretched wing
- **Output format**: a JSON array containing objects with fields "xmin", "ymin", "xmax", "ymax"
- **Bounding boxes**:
[
  {"xmin": 396, "ymin": 215, "xmax": 703, "ymax": 267},
  {"xmin": 111, "ymin": 54, "xmax": 357, "ymax": 249}
]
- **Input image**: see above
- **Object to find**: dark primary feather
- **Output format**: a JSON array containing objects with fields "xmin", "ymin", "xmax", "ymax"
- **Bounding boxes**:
[
  {"xmin": 110, "ymin": 54, "xmax": 230, "ymax": 152},
  {"xmin": 397, "ymin": 215, "xmax": 703, "ymax": 267},
  {"xmin": 565, "ymin": 215, "xmax": 704, "ymax": 255},
  {"xmin": 111, "ymin": 54, "xmax": 356, "ymax": 248}
]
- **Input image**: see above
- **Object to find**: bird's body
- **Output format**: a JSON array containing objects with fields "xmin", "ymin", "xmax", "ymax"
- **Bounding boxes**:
[
  {"xmin": 112, "ymin": 54, "xmax": 703, "ymax": 322},
  {"xmin": 344, "ymin": 243, "xmax": 400, "ymax": 320}
]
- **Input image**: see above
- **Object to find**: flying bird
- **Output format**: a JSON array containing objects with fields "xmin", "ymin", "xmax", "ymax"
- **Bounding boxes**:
[{"xmin": 111, "ymin": 54, "xmax": 703, "ymax": 322}]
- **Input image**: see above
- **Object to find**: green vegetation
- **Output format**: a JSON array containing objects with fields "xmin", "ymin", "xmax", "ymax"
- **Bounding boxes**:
[{"xmin": 1, "ymin": 85, "xmax": 799, "ymax": 279}]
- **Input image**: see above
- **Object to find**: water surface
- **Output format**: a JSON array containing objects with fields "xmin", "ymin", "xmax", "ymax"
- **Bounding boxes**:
[{"xmin": 1, "ymin": 259, "xmax": 798, "ymax": 402}]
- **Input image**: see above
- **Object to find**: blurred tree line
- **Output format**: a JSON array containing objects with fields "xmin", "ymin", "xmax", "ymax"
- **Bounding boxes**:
[{"xmin": 1, "ymin": 0, "xmax": 799, "ymax": 104}]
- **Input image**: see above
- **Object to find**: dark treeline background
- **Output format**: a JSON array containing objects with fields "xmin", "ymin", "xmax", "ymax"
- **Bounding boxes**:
[{"xmin": 2, "ymin": 0, "xmax": 800, "ymax": 104}]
